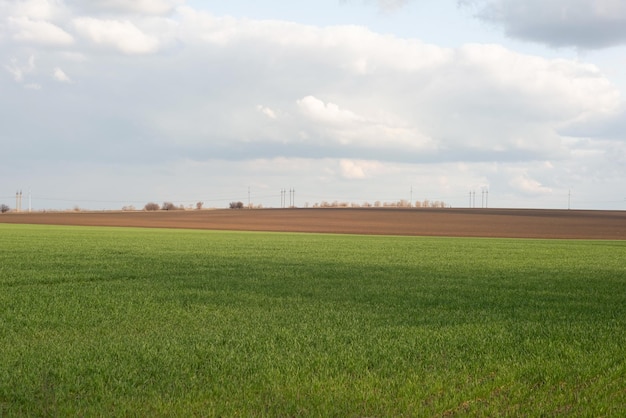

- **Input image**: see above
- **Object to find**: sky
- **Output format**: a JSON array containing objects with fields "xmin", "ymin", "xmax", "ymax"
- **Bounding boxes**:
[{"xmin": 1, "ymin": 0, "xmax": 625, "ymax": 211}]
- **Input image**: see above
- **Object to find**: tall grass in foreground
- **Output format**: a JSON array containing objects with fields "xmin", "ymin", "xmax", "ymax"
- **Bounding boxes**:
[{"xmin": 0, "ymin": 224, "xmax": 624, "ymax": 416}]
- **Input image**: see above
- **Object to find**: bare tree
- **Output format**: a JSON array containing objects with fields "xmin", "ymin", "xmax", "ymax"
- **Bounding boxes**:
[
  {"xmin": 162, "ymin": 202, "xmax": 177, "ymax": 211},
  {"xmin": 0, "ymin": 204, "xmax": 9, "ymax": 213},
  {"xmin": 196, "ymin": 201, "xmax": 204, "ymax": 210},
  {"xmin": 144, "ymin": 202, "xmax": 160, "ymax": 211}
]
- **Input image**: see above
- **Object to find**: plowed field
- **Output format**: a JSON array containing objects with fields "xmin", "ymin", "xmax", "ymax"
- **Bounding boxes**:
[{"xmin": 2, "ymin": 208, "xmax": 625, "ymax": 239}]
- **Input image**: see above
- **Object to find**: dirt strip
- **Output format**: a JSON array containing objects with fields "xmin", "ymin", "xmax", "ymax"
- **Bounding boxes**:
[{"xmin": 1, "ymin": 208, "xmax": 625, "ymax": 239}]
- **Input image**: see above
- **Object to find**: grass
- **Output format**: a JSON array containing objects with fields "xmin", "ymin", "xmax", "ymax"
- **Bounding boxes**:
[{"xmin": 0, "ymin": 224, "xmax": 625, "ymax": 416}]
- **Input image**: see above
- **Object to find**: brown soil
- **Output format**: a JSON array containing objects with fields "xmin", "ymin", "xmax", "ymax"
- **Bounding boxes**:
[{"xmin": 1, "ymin": 208, "xmax": 625, "ymax": 239}]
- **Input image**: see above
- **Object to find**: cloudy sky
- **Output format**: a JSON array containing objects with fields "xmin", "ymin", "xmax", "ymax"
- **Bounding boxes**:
[{"xmin": 1, "ymin": 0, "xmax": 625, "ymax": 210}]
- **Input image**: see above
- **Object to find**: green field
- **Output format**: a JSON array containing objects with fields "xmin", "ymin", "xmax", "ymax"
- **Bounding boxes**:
[{"xmin": 1, "ymin": 224, "xmax": 625, "ymax": 416}]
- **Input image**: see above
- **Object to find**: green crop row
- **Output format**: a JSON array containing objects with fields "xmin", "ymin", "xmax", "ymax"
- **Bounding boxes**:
[{"xmin": 0, "ymin": 224, "xmax": 624, "ymax": 416}]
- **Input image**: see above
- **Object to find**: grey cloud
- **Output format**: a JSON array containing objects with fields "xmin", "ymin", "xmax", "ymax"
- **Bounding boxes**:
[{"xmin": 461, "ymin": 0, "xmax": 626, "ymax": 49}]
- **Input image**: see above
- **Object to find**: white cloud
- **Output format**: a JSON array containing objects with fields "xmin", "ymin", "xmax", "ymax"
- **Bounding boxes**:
[
  {"xmin": 69, "ymin": 0, "xmax": 184, "ymax": 16},
  {"xmin": 377, "ymin": 0, "xmax": 411, "ymax": 12},
  {"xmin": 2, "ymin": 0, "xmax": 67, "ymax": 21},
  {"xmin": 340, "ymin": 159, "xmax": 382, "ymax": 179},
  {"xmin": 297, "ymin": 96, "xmax": 363, "ymax": 125},
  {"xmin": 53, "ymin": 67, "xmax": 71, "ymax": 82},
  {"xmin": 509, "ymin": 173, "xmax": 553, "ymax": 195},
  {"xmin": 256, "ymin": 105, "xmax": 277, "ymax": 120},
  {"xmin": 3, "ymin": 9, "xmax": 613, "ymax": 163},
  {"xmin": 7, "ymin": 16, "xmax": 74, "ymax": 46},
  {"xmin": 95, "ymin": 13, "xmax": 618, "ymax": 162},
  {"xmin": 341, "ymin": 0, "xmax": 412, "ymax": 13},
  {"xmin": 295, "ymin": 95, "xmax": 434, "ymax": 152},
  {"xmin": 176, "ymin": 8, "xmax": 449, "ymax": 73},
  {"xmin": 73, "ymin": 17, "xmax": 160, "ymax": 54},
  {"xmin": 4, "ymin": 55, "xmax": 35, "ymax": 82},
  {"xmin": 462, "ymin": 0, "xmax": 626, "ymax": 49}
]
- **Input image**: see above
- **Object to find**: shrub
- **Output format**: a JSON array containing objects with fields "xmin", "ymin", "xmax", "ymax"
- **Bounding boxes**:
[
  {"xmin": 162, "ymin": 202, "xmax": 177, "ymax": 211},
  {"xmin": 144, "ymin": 202, "xmax": 160, "ymax": 211},
  {"xmin": 229, "ymin": 201, "xmax": 244, "ymax": 209},
  {"xmin": 0, "ymin": 204, "xmax": 9, "ymax": 213}
]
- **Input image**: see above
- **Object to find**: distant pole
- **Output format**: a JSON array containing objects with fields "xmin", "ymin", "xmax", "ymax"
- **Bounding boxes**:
[
  {"xmin": 248, "ymin": 186, "xmax": 250, "ymax": 209},
  {"xmin": 16, "ymin": 190, "xmax": 22, "ymax": 212},
  {"xmin": 568, "ymin": 189, "xmax": 571, "ymax": 210},
  {"xmin": 29, "ymin": 190, "xmax": 32, "ymax": 212},
  {"xmin": 410, "ymin": 185, "xmax": 413, "ymax": 207},
  {"xmin": 486, "ymin": 190, "xmax": 488, "ymax": 209}
]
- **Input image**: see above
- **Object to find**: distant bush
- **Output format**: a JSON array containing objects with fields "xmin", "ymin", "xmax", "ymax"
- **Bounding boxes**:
[
  {"xmin": 144, "ymin": 202, "xmax": 160, "ymax": 211},
  {"xmin": 196, "ymin": 202, "xmax": 204, "ymax": 210},
  {"xmin": 0, "ymin": 204, "xmax": 9, "ymax": 213},
  {"xmin": 162, "ymin": 202, "xmax": 177, "ymax": 211},
  {"xmin": 229, "ymin": 201, "xmax": 244, "ymax": 209}
]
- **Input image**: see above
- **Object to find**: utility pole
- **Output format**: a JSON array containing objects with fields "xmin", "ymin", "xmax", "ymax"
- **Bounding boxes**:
[
  {"xmin": 248, "ymin": 186, "xmax": 250, "ymax": 209},
  {"xmin": 16, "ymin": 190, "xmax": 23, "ymax": 212},
  {"xmin": 568, "ymin": 189, "xmax": 571, "ymax": 210},
  {"xmin": 410, "ymin": 185, "xmax": 413, "ymax": 208}
]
